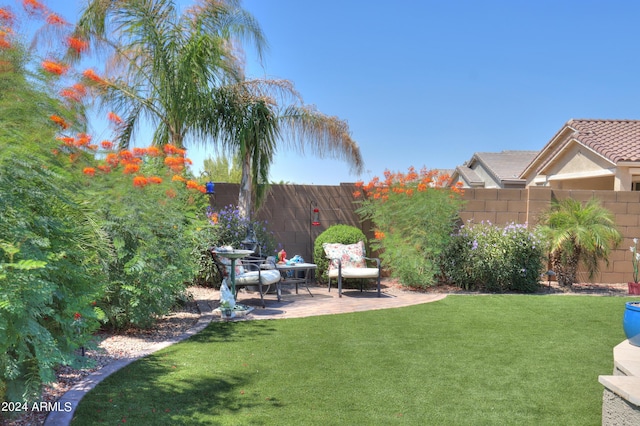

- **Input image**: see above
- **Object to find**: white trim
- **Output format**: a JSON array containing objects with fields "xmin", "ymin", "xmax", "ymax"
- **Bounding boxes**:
[{"xmin": 547, "ymin": 168, "xmax": 615, "ymax": 181}]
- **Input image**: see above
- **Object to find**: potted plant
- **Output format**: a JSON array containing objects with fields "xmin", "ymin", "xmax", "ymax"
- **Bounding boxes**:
[{"xmin": 629, "ymin": 238, "xmax": 640, "ymax": 295}]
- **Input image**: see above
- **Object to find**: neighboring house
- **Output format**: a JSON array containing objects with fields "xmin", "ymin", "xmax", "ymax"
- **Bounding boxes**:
[
  {"xmin": 520, "ymin": 119, "xmax": 640, "ymax": 191},
  {"xmin": 449, "ymin": 150, "xmax": 538, "ymax": 189}
]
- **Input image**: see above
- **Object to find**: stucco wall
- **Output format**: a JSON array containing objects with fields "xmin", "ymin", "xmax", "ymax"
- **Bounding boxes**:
[{"xmin": 214, "ymin": 184, "xmax": 640, "ymax": 283}]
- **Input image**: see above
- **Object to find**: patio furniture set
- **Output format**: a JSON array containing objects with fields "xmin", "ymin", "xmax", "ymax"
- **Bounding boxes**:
[{"xmin": 210, "ymin": 241, "xmax": 381, "ymax": 309}]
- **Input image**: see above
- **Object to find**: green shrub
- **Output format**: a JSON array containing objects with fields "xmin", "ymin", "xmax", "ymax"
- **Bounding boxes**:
[
  {"xmin": 313, "ymin": 224, "xmax": 367, "ymax": 281},
  {"xmin": 441, "ymin": 221, "xmax": 545, "ymax": 293},
  {"xmin": 0, "ymin": 44, "xmax": 106, "ymax": 402},
  {"xmin": 86, "ymin": 164, "xmax": 201, "ymax": 330},
  {"xmin": 354, "ymin": 167, "xmax": 464, "ymax": 287}
]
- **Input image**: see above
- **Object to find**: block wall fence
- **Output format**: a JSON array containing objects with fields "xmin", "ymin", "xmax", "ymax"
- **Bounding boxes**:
[{"xmin": 214, "ymin": 183, "xmax": 640, "ymax": 284}]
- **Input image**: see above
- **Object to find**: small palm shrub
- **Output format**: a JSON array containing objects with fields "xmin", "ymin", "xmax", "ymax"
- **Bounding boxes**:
[
  {"xmin": 313, "ymin": 224, "xmax": 367, "ymax": 281},
  {"xmin": 441, "ymin": 221, "xmax": 545, "ymax": 293},
  {"xmin": 537, "ymin": 197, "xmax": 622, "ymax": 287}
]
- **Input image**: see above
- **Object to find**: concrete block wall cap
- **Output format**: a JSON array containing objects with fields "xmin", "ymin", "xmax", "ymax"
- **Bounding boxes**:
[
  {"xmin": 599, "ymin": 375, "xmax": 640, "ymax": 407},
  {"xmin": 614, "ymin": 340, "xmax": 640, "ymax": 377}
]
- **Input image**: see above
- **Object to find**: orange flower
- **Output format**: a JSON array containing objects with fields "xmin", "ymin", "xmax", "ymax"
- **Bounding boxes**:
[
  {"xmin": 148, "ymin": 176, "xmax": 162, "ymax": 184},
  {"xmin": 354, "ymin": 180, "xmax": 364, "ymax": 188},
  {"xmin": 66, "ymin": 36, "xmax": 88, "ymax": 54},
  {"xmin": 51, "ymin": 148, "xmax": 59, "ymax": 156},
  {"xmin": 197, "ymin": 185, "xmax": 206, "ymax": 193},
  {"xmin": 132, "ymin": 147, "xmax": 147, "ymax": 157},
  {"xmin": 49, "ymin": 115, "xmax": 68, "ymax": 129},
  {"xmin": 0, "ymin": 36, "xmax": 10, "ymax": 50},
  {"xmin": 165, "ymin": 189, "xmax": 177, "ymax": 198},
  {"xmin": 75, "ymin": 133, "xmax": 91, "ymax": 147},
  {"xmin": 41, "ymin": 60, "xmax": 68, "ymax": 75},
  {"xmin": 352, "ymin": 190, "xmax": 362, "ymax": 198},
  {"xmin": 100, "ymin": 140, "xmax": 114, "ymax": 150},
  {"xmin": 123, "ymin": 164, "xmax": 140, "ymax": 174},
  {"xmin": 46, "ymin": 13, "xmax": 67, "ymax": 26},
  {"xmin": 172, "ymin": 175, "xmax": 186, "ymax": 182},
  {"xmin": 146, "ymin": 146, "xmax": 161, "ymax": 157},
  {"xmin": 163, "ymin": 144, "xmax": 181, "ymax": 155},
  {"xmin": 105, "ymin": 153, "xmax": 119, "ymax": 167},
  {"xmin": 83, "ymin": 167, "xmax": 95, "ymax": 176},
  {"xmin": 374, "ymin": 230, "xmax": 385, "ymax": 240},
  {"xmin": 417, "ymin": 183, "xmax": 427, "ymax": 192},
  {"xmin": 133, "ymin": 176, "xmax": 148, "ymax": 187},
  {"xmin": 60, "ymin": 88, "xmax": 81, "ymax": 102},
  {"xmin": 97, "ymin": 164, "xmax": 111, "ymax": 173},
  {"xmin": 164, "ymin": 156, "xmax": 185, "ymax": 166},
  {"xmin": 72, "ymin": 83, "xmax": 86, "ymax": 97},
  {"xmin": 56, "ymin": 136, "xmax": 74, "ymax": 145},
  {"xmin": 107, "ymin": 111, "xmax": 122, "ymax": 125},
  {"xmin": 0, "ymin": 8, "xmax": 15, "ymax": 25},
  {"xmin": 119, "ymin": 150, "xmax": 133, "ymax": 161},
  {"xmin": 82, "ymin": 68, "xmax": 104, "ymax": 84},
  {"xmin": 186, "ymin": 180, "xmax": 199, "ymax": 189},
  {"xmin": 22, "ymin": 0, "xmax": 47, "ymax": 15}
]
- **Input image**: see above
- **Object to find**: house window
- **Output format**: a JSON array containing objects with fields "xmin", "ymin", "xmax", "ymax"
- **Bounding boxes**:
[{"xmin": 633, "ymin": 182, "xmax": 640, "ymax": 191}]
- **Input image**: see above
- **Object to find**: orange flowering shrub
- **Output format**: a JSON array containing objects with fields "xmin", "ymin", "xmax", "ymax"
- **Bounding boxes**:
[
  {"xmin": 354, "ymin": 166, "xmax": 465, "ymax": 287},
  {"xmin": 41, "ymin": 59, "xmax": 68, "ymax": 75}
]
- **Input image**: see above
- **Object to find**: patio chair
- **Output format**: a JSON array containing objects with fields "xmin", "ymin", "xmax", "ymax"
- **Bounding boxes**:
[
  {"xmin": 323, "ymin": 241, "xmax": 381, "ymax": 297},
  {"xmin": 209, "ymin": 249, "xmax": 282, "ymax": 308}
]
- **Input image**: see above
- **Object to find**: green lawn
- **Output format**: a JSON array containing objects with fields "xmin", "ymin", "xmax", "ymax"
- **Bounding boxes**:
[{"xmin": 72, "ymin": 295, "xmax": 631, "ymax": 425}]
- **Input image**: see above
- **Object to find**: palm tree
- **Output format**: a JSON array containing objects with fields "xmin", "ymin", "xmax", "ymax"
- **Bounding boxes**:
[
  {"xmin": 72, "ymin": 0, "xmax": 266, "ymax": 149},
  {"xmin": 213, "ymin": 80, "xmax": 364, "ymax": 219},
  {"xmin": 538, "ymin": 197, "xmax": 622, "ymax": 287},
  {"xmin": 73, "ymin": 0, "xmax": 363, "ymax": 220}
]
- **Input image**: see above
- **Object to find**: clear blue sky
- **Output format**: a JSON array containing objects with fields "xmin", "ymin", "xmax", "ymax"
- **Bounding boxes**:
[{"xmin": 25, "ymin": 1, "xmax": 640, "ymax": 184}]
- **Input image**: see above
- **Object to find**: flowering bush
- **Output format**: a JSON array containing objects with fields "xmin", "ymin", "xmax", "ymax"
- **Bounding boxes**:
[
  {"xmin": 0, "ymin": 1, "xmax": 214, "ymax": 402},
  {"xmin": 441, "ymin": 221, "xmax": 545, "ymax": 293},
  {"xmin": 354, "ymin": 167, "xmax": 464, "ymax": 287}
]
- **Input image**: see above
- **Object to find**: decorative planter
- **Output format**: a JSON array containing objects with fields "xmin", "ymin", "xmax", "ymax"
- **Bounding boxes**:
[
  {"xmin": 623, "ymin": 302, "xmax": 640, "ymax": 347},
  {"xmin": 629, "ymin": 282, "xmax": 640, "ymax": 295}
]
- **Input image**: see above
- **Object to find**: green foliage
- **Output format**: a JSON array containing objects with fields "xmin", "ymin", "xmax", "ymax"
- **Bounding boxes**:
[
  {"xmin": 202, "ymin": 155, "xmax": 242, "ymax": 183},
  {"xmin": 441, "ymin": 221, "xmax": 545, "ymax": 292},
  {"xmin": 85, "ymin": 164, "xmax": 202, "ymax": 330},
  {"xmin": 313, "ymin": 224, "xmax": 367, "ymax": 281},
  {"xmin": 0, "ymin": 50, "xmax": 105, "ymax": 401},
  {"xmin": 537, "ymin": 197, "xmax": 622, "ymax": 286},
  {"xmin": 354, "ymin": 168, "xmax": 464, "ymax": 287}
]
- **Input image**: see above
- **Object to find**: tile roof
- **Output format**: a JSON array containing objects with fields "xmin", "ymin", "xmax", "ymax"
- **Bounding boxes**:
[
  {"xmin": 455, "ymin": 165, "xmax": 484, "ymax": 186},
  {"xmin": 567, "ymin": 119, "xmax": 640, "ymax": 163},
  {"xmin": 472, "ymin": 150, "xmax": 539, "ymax": 182}
]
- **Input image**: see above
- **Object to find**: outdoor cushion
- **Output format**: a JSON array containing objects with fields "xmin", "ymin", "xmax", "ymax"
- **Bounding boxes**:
[
  {"xmin": 327, "ymin": 267, "xmax": 380, "ymax": 279},
  {"xmin": 218, "ymin": 256, "xmax": 245, "ymax": 275},
  {"xmin": 235, "ymin": 269, "xmax": 281, "ymax": 286},
  {"xmin": 323, "ymin": 241, "xmax": 367, "ymax": 271}
]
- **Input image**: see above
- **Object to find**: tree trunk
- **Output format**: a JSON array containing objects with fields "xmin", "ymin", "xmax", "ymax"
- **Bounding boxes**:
[
  {"xmin": 551, "ymin": 248, "xmax": 580, "ymax": 287},
  {"xmin": 238, "ymin": 151, "xmax": 252, "ymax": 220}
]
